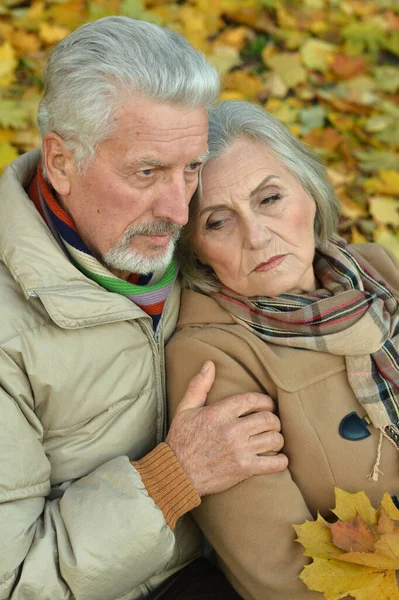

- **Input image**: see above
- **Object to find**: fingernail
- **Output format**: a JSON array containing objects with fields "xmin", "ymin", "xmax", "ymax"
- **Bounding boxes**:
[{"xmin": 200, "ymin": 361, "xmax": 210, "ymax": 374}]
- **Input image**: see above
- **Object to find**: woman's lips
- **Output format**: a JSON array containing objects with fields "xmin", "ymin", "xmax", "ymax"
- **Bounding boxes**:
[{"xmin": 254, "ymin": 254, "xmax": 286, "ymax": 272}]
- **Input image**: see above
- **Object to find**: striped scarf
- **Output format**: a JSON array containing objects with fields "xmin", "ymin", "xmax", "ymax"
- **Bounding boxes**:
[
  {"xmin": 211, "ymin": 236, "xmax": 399, "ymax": 461},
  {"xmin": 29, "ymin": 166, "xmax": 177, "ymax": 330}
]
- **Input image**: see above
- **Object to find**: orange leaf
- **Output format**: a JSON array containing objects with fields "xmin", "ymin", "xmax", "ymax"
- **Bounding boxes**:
[
  {"xmin": 330, "ymin": 53, "xmax": 367, "ymax": 79},
  {"xmin": 331, "ymin": 515, "xmax": 378, "ymax": 553},
  {"xmin": 377, "ymin": 509, "xmax": 399, "ymax": 536},
  {"xmin": 303, "ymin": 127, "xmax": 342, "ymax": 152}
]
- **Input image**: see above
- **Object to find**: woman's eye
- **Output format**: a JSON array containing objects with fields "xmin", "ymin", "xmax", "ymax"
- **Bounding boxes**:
[
  {"xmin": 261, "ymin": 193, "xmax": 281, "ymax": 205},
  {"xmin": 206, "ymin": 219, "xmax": 224, "ymax": 230}
]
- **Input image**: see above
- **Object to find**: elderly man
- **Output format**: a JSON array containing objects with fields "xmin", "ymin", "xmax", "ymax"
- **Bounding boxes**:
[{"xmin": 0, "ymin": 16, "xmax": 287, "ymax": 600}]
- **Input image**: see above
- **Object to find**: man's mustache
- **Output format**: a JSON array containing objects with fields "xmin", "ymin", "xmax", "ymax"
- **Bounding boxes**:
[{"xmin": 123, "ymin": 221, "xmax": 182, "ymax": 241}]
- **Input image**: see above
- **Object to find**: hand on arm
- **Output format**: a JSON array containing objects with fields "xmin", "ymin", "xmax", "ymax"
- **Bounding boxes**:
[{"xmin": 166, "ymin": 360, "xmax": 288, "ymax": 497}]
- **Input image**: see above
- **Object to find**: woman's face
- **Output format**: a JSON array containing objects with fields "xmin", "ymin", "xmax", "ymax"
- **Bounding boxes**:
[{"xmin": 192, "ymin": 137, "xmax": 317, "ymax": 297}]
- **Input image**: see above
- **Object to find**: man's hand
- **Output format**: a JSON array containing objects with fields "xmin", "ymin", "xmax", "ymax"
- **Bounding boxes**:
[{"xmin": 166, "ymin": 361, "xmax": 288, "ymax": 497}]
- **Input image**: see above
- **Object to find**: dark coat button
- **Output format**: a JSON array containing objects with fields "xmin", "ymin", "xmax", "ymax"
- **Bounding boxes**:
[{"xmin": 339, "ymin": 412, "xmax": 371, "ymax": 441}]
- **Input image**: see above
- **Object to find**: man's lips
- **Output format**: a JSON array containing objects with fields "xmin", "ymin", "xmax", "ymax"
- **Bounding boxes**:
[
  {"xmin": 253, "ymin": 254, "xmax": 286, "ymax": 272},
  {"xmin": 135, "ymin": 234, "xmax": 172, "ymax": 247}
]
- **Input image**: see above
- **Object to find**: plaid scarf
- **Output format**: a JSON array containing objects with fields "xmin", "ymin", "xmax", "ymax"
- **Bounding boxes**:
[
  {"xmin": 211, "ymin": 236, "xmax": 399, "ymax": 462},
  {"xmin": 29, "ymin": 166, "xmax": 177, "ymax": 331}
]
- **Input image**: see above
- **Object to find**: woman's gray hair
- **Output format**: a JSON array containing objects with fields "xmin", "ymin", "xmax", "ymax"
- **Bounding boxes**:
[
  {"xmin": 178, "ymin": 100, "xmax": 340, "ymax": 293},
  {"xmin": 38, "ymin": 16, "xmax": 220, "ymax": 175}
]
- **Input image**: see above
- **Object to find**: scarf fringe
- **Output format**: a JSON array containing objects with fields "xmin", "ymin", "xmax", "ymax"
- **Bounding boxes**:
[
  {"xmin": 367, "ymin": 427, "xmax": 399, "ymax": 482},
  {"xmin": 367, "ymin": 430, "xmax": 384, "ymax": 482}
]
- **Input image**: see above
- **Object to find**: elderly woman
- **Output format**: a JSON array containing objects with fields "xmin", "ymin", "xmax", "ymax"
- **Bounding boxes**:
[{"xmin": 166, "ymin": 101, "xmax": 399, "ymax": 599}]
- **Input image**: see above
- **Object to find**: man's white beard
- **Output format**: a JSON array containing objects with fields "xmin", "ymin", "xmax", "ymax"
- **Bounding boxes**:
[{"xmin": 102, "ymin": 221, "xmax": 181, "ymax": 275}]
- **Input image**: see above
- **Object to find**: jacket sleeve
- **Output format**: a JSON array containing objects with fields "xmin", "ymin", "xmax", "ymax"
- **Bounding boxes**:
[
  {"xmin": 166, "ymin": 330, "xmax": 323, "ymax": 600},
  {"xmin": 0, "ymin": 346, "xmax": 198, "ymax": 600}
]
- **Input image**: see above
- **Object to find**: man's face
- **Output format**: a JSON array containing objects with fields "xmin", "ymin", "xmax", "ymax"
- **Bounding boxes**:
[{"xmin": 59, "ymin": 96, "xmax": 209, "ymax": 275}]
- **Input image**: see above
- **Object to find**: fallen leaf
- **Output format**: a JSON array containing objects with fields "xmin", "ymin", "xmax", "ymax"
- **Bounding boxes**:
[
  {"xmin": 374, "ymin": 226, "xmax": 399, "ymax": 261},
  {"xmin": 0, "ymin": 41, "xmax": 17, "ymax": 86},
  {"xmin": 0, "ymin": 141, "xmax": 18, "ymax": 174},
  {"xmin": 332, "ymin": 488, "xmax": 377, "ymax": 526},
  {"xmin": 207, "ymin": 44, "xmax": 241, "ymax": 74},
  {"xmin": 294, "ymin": 513, "xmax": 344, "ymax": 559},
  {"xmin": 377, "ymin": 509, "xmax": 399, "ymax": 536},
  {"xmin": 0, "ymin": 99, "xmax": 28, "ymax": 129},
  {"xmin": 365, "ymin": 171, "xmax": 399, "ymax": 196},
  {"xmin": 369, "ymin": 197, "xmax": 399, "ymax": 227},
  {"xmin": 380, "ymin": 493, "xmax": 399, "ymax": 522},
  {"xmin": 299, "ymin": 557, "xmax": 385, "ymax": 600},
  {"xmin": 330, "ymin": 53, "xmax": 367, "ymax": 80},
  {"xmin": 355, "ymin": 151, "xmax": 399, "ymax": 174},
  {"xmin": 39, "ymin": 22, "xmax": 70, "ymax": 45},
  {"xmin": 303, "ymin": 127, "xmax": 342, "ymax": 152},
  {"xmin": 331, "ymin": 515, "xmax": 378, "ymax": 553},
  {"xmin": 300, "ymin": 38, "xmax": 336, "ymax": 73},
  {"xmin": 266, "ymin": 52, "xmax": 307, "ymax": 88},
  {"xmin": 351, "ymin": 227, "xmax": 368, "ymax": 244}
]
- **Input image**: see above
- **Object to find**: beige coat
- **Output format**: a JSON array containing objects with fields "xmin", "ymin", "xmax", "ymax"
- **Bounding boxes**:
[
  {"xmin": 0, "ymin": 150, "xmax": 201, "ymax": 600},
  {"xmin": 166, "ymin": 243, "xmax": 399, "ymax": 600}
]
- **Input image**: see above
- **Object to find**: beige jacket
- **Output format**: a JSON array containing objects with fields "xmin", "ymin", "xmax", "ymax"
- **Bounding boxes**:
[
  {"xmin": 166, "ymin": 243, "xmax": 399, "ymax": 600},
  {"xmin": 0, "ymin": 150, "xmax": 201, "ymax": 600}
]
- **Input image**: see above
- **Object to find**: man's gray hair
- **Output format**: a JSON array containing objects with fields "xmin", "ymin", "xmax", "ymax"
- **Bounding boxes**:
[
  {"xmin": 177, "ymin": 100, "xmax": 340, "ymax": 293},
  {"xmin": 38, "ymin": 16, "xmax": 220, "ymax": 173}
]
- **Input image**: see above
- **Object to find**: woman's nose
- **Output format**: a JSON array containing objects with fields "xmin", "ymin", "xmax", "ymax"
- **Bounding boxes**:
[{"xmin": 244, "ymin": 220, "xmax": 271, "ymax": 250}]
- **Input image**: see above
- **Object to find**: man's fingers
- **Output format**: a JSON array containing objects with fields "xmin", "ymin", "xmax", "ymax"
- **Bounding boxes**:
[
  {"xmin": 218, "ymin": 392, "xmax": 276, "ymax": 418},
  {"xmin": 241, "ymin": 410, "xmax": 281, "ymax": 435},
  {"xmin": 252, "ymin": 453, "xmax": 289, "ymax": 475},
  {"xmin": 249, "ymin": 430, "xmax": 284, "ymax": 454},
  {"xmin": 173, "ymin": 361, "xmax": 216, "ymax": 417}
]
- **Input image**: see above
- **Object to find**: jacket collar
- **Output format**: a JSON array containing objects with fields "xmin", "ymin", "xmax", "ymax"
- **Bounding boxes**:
[
  {"xmin": 177, "ymin": 288, "xmax": 235, "ymax": 328},
  {"xmin": 0, "ymin": 150, "xmax": 163, "ymax": 328}
]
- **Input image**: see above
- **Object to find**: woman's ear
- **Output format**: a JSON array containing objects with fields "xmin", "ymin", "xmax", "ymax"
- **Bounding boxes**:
[{"xmin": 43, "ymin": 133, "xmax": 74, "ymax": 196}]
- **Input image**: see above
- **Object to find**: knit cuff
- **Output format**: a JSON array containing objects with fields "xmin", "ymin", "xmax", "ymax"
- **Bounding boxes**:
[{"xmin": 132, "ymin": 442, "xmax": 201, "ymax": 530}]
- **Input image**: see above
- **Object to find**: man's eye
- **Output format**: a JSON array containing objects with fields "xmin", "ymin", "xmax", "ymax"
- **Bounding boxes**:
[
  {"xmin": 139, "ymin": 169, "xmax": 154, "ymax": 177},
  {"xmin": 261, "ymin": 193, "xmax": 281, "ymax": 205},
  {"xmin": 185, "ymin": 162, "xmax": 201, "ymax": 173}
]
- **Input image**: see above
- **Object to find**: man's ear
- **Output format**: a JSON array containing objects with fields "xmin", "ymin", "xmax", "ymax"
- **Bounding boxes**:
[{"xmin": 43, "ymin": 133, "xmax": 74, "ymax": 196}]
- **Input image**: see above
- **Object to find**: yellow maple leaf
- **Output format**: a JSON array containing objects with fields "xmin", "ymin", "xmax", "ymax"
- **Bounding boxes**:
[
  {"xmin": 351, "ymin": 227, "xmax": 368, "ymax": 244},
  {"xmin": 0, "ymin": 41, "xmax": 17, "ymax": 87},
  {"xmin": 207, "ymin": 44, "xmax": 241, "ymax": 75},
  {"xmin": 299, "ymin": 557, "xmax": 385, "ymax": 600},
  {"xmin": 369, "ymin": 196, "xmax": 399, "ymax": 228},
  {"xmin": 300, "ymin": 39, "xmax": 337, "ymax": 73},
  {"xmin": 332, "ymin": 488, "xmax": 378, "ymax": 526},
  {"xmin": 355, "ymin": 570, "xmax": 399, "ymax": 600},
  {"xmin": 222, "ymin": 70, "xmax": 264, "ymax": 101},
  {"xmin": 380, "ymin": 493, "xmax": 399, "ymax": 521},
  {"xmin": 11, "ymin": 29, "xmax": 41, "ymax": 54},
  {"xmin": 294, "ymin": 513, "xmax": 344, "ymax": 559},
  {"xmin": 296, "ymin": 489, "xmax": 399, "ymax": 599},
  {"xmin": 365, "ymin": 171, "xmax": 399, "ymax": 196},
  {"xmin": 0, "ymin": 142, "xmax": 18, "ymax": 174},
  {"xmin": 39, "ymin": 22, "xmax": 70, "ymax": 46},
  {"xmin": 374, "ymin": 226, "xmax": 399, "ymax": 261},
  {"xmin": 266, "ymin": 52, "xmax": 307, "ymax": 88},
  {"xmin": 336, "ymin": 550, "xmax": 399, "ymax": 570}
]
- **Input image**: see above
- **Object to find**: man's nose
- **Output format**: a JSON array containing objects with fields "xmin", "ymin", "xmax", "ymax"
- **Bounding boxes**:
[{"xmin": 153, "ymin": 175, "xmax": 190, "ymax": 226}]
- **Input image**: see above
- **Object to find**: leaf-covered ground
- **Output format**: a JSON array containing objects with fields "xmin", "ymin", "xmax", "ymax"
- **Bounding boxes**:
[{"xmin": 1, "ymin": 0, "xmax": 398, "ymax": 255}]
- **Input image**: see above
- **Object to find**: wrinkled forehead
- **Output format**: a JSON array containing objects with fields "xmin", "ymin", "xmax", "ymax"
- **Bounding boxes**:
[{"xmin": 198, "ymin": 139, "xmax": 289, "ymax": 206}]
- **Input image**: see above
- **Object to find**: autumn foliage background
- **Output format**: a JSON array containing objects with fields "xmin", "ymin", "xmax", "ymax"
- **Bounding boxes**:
[{"xmin": 1, "ymin": 0, "xmax": 398, "ymax": 255}]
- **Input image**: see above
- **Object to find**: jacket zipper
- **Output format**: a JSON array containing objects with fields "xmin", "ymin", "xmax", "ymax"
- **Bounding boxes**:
[{"xmin": 138, "ymin": 318, "xmax": 166, "ymax": 444}]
